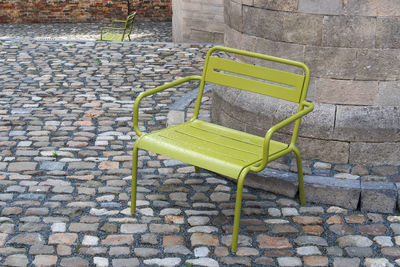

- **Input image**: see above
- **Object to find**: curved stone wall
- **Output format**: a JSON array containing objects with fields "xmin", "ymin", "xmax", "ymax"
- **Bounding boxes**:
[
  {"xmin": 215, "ymin": 0, "xmax": 400, "ymax": 164},
  {"xmin": 172, "ymin": 0, "xmax": 224, "ymax": 43}
]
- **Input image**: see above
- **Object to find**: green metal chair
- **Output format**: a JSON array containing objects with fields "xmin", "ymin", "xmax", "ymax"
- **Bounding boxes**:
[
  {"xmin": 97, "ymin": 12, "xmax": 136, "ymax": 42},
  {"xmin": 131, "ymin": 46, "xmax": 314, "ymax": 252}
]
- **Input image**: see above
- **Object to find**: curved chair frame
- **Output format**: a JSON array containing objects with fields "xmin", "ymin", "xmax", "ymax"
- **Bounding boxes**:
[{"xmin": 131, "ymin": 46, "xmax": 314, "ymax": 252}]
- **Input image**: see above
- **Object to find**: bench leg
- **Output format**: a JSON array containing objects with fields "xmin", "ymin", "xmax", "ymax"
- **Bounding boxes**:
[
  {"xmin": 293, "ymin": 146, "xmax": 306, "ymax": 206},
  {"xmin": 131, "ymin": 143, "xmax": 139, "ymax": 214},
  {"xmin": 231, "ymin": 168, "xmax": 249, "ymax": 252}
]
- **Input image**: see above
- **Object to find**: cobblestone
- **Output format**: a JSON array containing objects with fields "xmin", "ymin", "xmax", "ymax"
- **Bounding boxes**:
[{"xmin": 0, "ymin": 21, "xmax": 399, "ymax": 266}]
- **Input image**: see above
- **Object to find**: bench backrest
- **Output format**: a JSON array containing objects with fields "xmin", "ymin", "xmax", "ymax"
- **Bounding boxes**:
[
  {"xmin": 125, "ymin": 12, "xmax": 136, "ymax": 36},
  {"xmin": 202, "ymin": 46, "xmax": 310, "ymax": 104}
]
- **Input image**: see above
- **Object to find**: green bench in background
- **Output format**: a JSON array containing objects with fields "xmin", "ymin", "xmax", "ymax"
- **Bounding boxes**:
[{"xmin": 97, "ymin": 12, "xmax": 136, "ymax": 42}]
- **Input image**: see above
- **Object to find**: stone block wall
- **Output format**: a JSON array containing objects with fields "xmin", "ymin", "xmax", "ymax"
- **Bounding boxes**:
[
  {"xmin": 172, "ymin": 0, "xmax": 224, "ymax": 43},
  {"xmin": 216, "ymin": 0, "xmax": 400, "ymax": 165},
  {"xmin": 133, "ymin": 0, "xmax": 171, "ymax": 21},
  {"xmin": 0, "ymin": 0, "xmax": 171, "ymax": 24}
]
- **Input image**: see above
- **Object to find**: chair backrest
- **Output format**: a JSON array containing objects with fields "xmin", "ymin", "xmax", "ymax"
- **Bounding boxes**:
[
  {"xmin": 125, "ymin": 12, "xmax": 136, "ymax": 36},
  {"xmin": 202, "ymin": 46, "xmax": 310, "ymax": 104}
]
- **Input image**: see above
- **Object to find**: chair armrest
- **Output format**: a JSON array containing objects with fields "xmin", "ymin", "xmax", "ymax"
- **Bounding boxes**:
[
  {"xmin": 251, "ymin": 101, "xmax": 314, "ymax": 172},
  {"xmin": 267, "ymin": 101, "xmax": 314, "ymax": 138},
  {"xmin": 133, "ymin": 75, "xmax": 203, "ymax": 137}
]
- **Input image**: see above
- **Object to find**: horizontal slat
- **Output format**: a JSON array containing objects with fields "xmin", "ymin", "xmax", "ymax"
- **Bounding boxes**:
[
  {"xmin": 159, "ymin": 130, "xmax": 259, "ymax": 163},
  {"xmin": 190, "ymin": 120, "xmax": 262, "ymax": 146},
  {"xmin": 139, "ymin": 132, "xmax": 255, "ymax": 178},
  {"xmin": 190, "ymin": 120, "xmax": 288, "ymax": 155},
  {"xmin": 205, "ymin": 56, "xmax": 304, "ymax": 103},
  {"xmin": 180, "ymin": 126, "xmax": 261, "ymax": 155},
  {"xmin": 137, "ymin": 121, "xmax": 288, "ymax": 178}
]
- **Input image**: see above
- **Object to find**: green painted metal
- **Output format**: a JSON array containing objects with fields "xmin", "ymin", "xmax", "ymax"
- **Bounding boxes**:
[
  {"xmin": 97, "ymin": 12, "xmax": 136, "ymax": 42},
  {"xmin": 131, "ymin": 46, "xmax": 314, "ymax": 252}
]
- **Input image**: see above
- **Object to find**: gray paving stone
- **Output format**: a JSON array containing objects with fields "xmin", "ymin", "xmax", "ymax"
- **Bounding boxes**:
[
  {"xmin": 134, "ymin": 247, "xmax": 160, "ymax": 257},
  {"xmin": 3, "ymin": 254, "xmax": 29, "ymax": 267},
  {"xmin": 39, "ymin": 161, "xmax": 66, "ymax": 171},
  {"xmin": 337, "ymin": 235, "xmax": 373, "ymax": 248},
  {"xmin": 164, "ymin": 245, "xmax": 192, "ymax": 255},
  {"xmin": 345, "ymin": 247, "xmax": 374, "ymax": 257},
  {"xmin": 8, "ymin": 233, "xmax": 45, "ymax": 245},
  {"xmin": 143, "ymin": 258, "xmax": 181, "ymax": 266},
  {"xmin": 60, "ymin": 257, "xmax": 89, "ymax": 267},
  {"xmin": 294, "ymin": 236, "xmax": 328, "ymax": 246},
  {"xmin": 333, "ymin": 257, "xmax": 360, "ymax": 267},
  {"xmin": 8, "ymin": 162, "xmax": 37, "ymax": 172}
]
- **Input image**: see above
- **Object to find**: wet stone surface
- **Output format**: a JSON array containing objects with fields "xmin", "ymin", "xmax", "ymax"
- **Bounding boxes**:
[{"xmin": 0, "ymin": 22, "xmax": 399, "ymax": 266}]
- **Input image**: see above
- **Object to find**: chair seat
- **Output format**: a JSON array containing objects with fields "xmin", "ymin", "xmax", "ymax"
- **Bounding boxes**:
[
  {"xmin": 137, "ymin": 120, "xmax": 288, "ymax": 178},
  {"xmin": 97, "ymin": 33, "xmax": 124, "ymax": 41}
]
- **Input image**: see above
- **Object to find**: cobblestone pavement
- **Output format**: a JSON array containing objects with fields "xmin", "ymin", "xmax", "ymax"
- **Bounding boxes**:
[
  {"xmin": 0, "ymin": 23, "xmax": 400, "ymax": 267},
  {"xmin": 0, "ymin": 21, "xmax": 172, "ymax": 42}
]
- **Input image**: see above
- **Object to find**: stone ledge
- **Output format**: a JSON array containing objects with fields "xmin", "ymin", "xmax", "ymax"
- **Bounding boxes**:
[
  {"xmin": 166, "ymin": 84, "xmax": 212, "ymax": 126},
  {"xmin": 167, "ymin": 85, "xmax": 400, "ymax": 213},
  {"xmin": 236, "ymin": 169, "xmax": 397, "ymax": 214}
]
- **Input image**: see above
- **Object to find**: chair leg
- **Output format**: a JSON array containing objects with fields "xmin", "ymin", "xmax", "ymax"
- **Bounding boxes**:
[
  {"xmin": 131, "ymin": 143, "xmax": 139, "ymax": 214},
  {"xmin": 293, "ymin": 147, "xmax": 306, "ymax": 206},
  {"xmin": 231, "ymin": 169, "xmax": 248, "ymax": 252}
]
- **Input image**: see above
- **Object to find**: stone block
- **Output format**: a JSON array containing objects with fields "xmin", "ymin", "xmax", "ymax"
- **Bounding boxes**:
[
  {"xmin": 378, "ymin": 81, "xmax": 400, "ymax": 106},
  {"xmin": 304, "ymin": 175, "xmax": 360, "ymax": 210},
  {"xmin": 334, "ymin": 105, "xmax": 400, "ymax": 142},
  {"xmin": 376, "ymin": 17, "xmax": 400, "ymax": 49},
  {"xmin": 239, "ymin": 32, "xmax": 257, "ymax": 54},
  {"xmin": 245, "ymin": 168, "xmax": 300, "ymax": 198},
  {"xmin": 253, "ymin": 0, "xmax": 298, "ymax": 11},
  {"xmin": 282, "ymin": 12, "xmax": 323, "ymax": 46},
  {"xmin": 344, "ymin": 0, "xmax": 400, "ymax": 16},
  {"xmin": 315, "ymin": 79, "xmax": 378, "ymax": 105},
  {"xmin": 39, "ymin": 162, "xmax": 66, "ymax": 171},
  {"xmin": 189, "ymin": 29, "xmax": 219, "ymax": 43},
  {"xmin": 211, "ymin": 93, "xmax": 246, "ymax": 132},
  {"xmin": 277, "ymin": 102, "xmax": 336, "ymax": 140},
  {"xmin": 167, "ymin": 111, "xmax": 184, "ymax": 127},
  {"xmin": 350, "ymin": 142, "xmax": 400, "ymax": 165},
  {"xmin": 354, "ymin": 49, "xmax": 400, "ymax": 81},
  {"xmin": 227, "ymin": 0, "xmax": 243, "ymax": 32},
  {"xmin": 322, "ymin": 15, "xmax": 376, "ymax": 48},
  {"xmin": 224, "ymin": 26, "xmax": 241, "ymax": 50},
  {"xmin": 254, "ymin": 38, "xmax": 305, "ymax": 71},
  {"xmin": 8, "ymin": 162, "xmax": 37, "ymax": 172},
  {"xmin": 360, "ymin": 181, "xmax": 397, "ymax": 213},
  {"xmin": 242, "ymin": 5, "xmax": 261, "ymax": 37},
  {"xmin": 256, "ymin": 8, "xmax": 284, "ymax": 41},
  {"xmin": 294, "ymin": 135, "xmax": 349, "ymax": 164},
  {"xmin": 304, "ymin": 46, "xmax": 357, "ymax": 80},
  {"xmin": 306, "ymin": 77, "xmax": 316, "ymax": 101},
  {"xmin": 173, "ymin": 0, "xmax": 224, "ymax": 43},
  {"xmin": 298, "ymin": 0, "xmax": 342, "ymax": 15}
]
